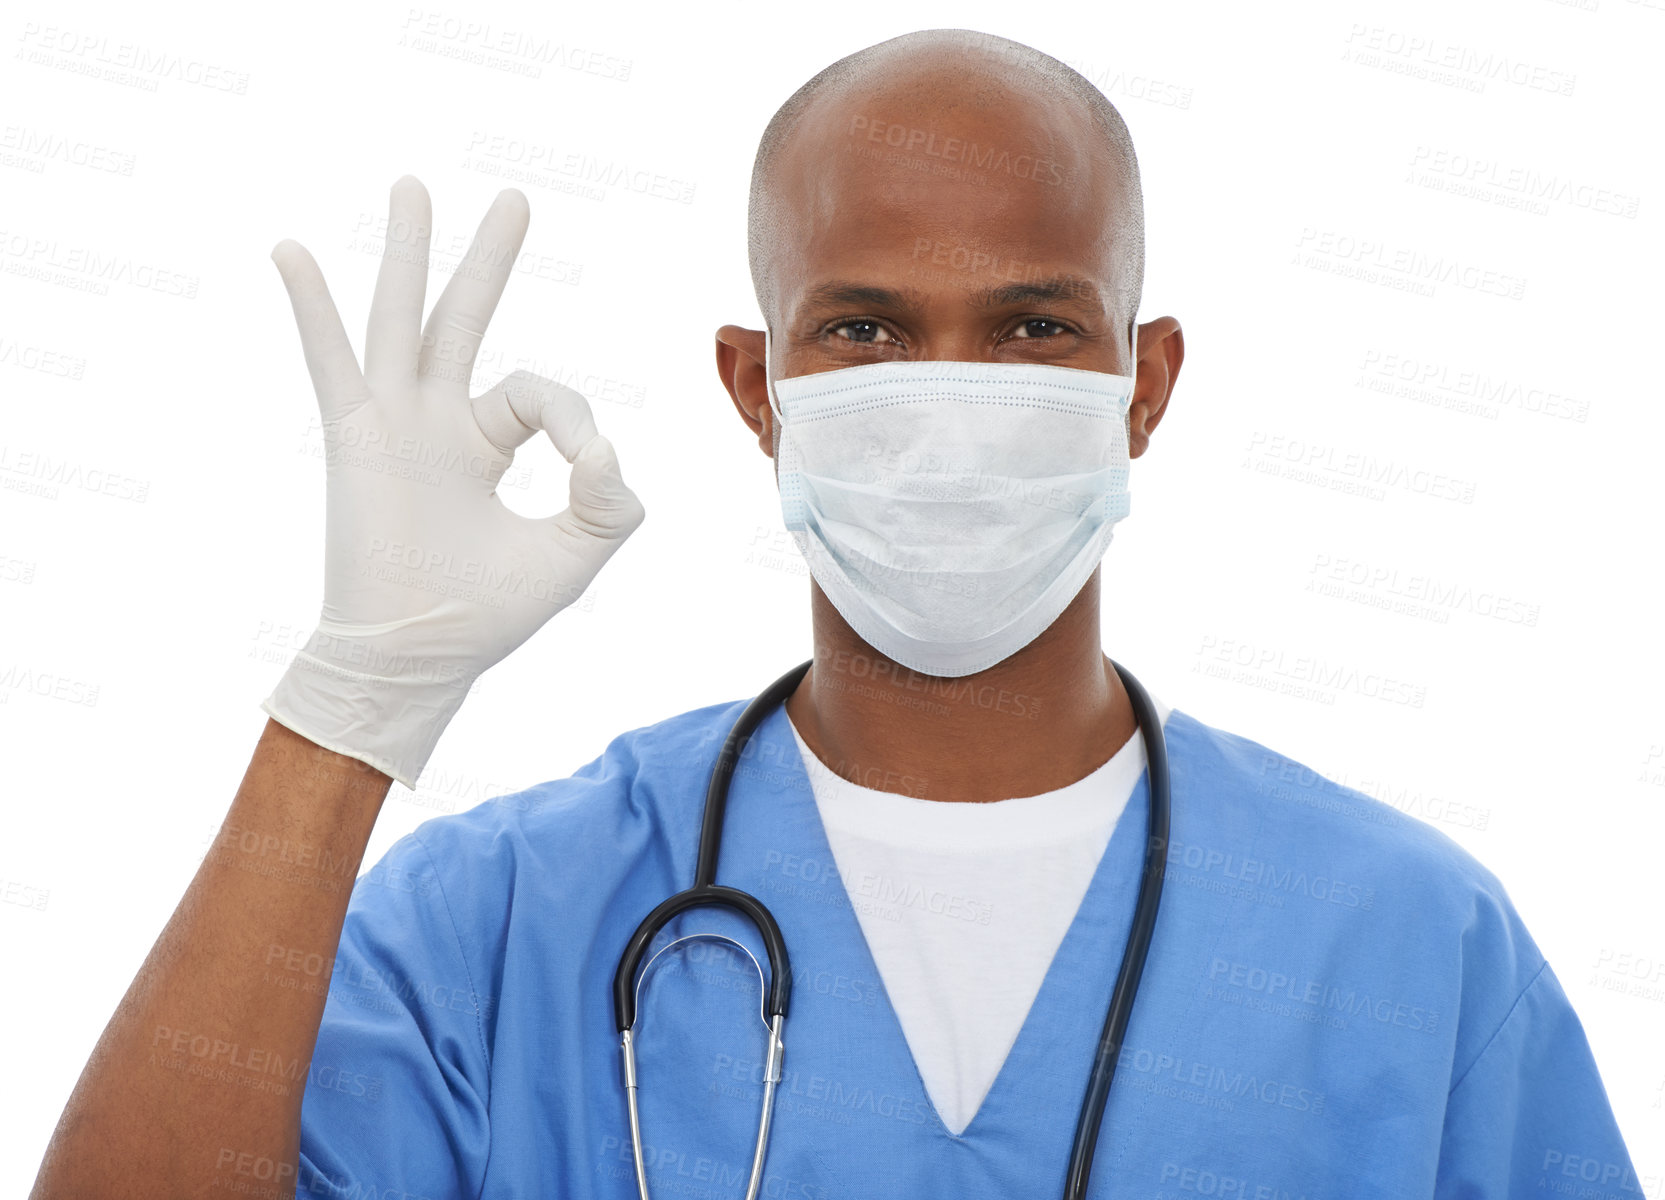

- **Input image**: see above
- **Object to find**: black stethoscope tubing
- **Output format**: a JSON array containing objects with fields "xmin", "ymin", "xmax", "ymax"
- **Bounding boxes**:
[{"xmin": 614, "ymin": 657, "xmax": 1170, "ymax": 1200}]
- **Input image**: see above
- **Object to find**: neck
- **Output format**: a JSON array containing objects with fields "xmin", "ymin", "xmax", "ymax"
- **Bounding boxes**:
[{"xmin": 783, "ymin": 570, "xmax": 1137, "ymax": 803}]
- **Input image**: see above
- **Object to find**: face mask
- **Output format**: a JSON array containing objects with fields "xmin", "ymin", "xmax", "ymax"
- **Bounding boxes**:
[{"xmin": 763, "ymin": 322, "xmax": 1137, "ymax": 678}]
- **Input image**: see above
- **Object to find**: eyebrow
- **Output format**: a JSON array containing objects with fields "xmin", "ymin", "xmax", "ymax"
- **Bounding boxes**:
[
  {"xmin": 798, "ymin": 273, "xmax": 1106, "ymax": 317},
  {"xmin": 972, "ymin": 274, "xmax": 1105, "ymax": 312}
]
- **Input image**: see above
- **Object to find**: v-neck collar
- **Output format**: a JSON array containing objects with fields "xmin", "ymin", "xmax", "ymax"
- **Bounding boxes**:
[{"xmin": 738, "ymin": 700, "xmax": 1157, "ymax": 1144}]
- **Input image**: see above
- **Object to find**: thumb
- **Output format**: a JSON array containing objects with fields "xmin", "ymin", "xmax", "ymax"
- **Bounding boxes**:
[{"xmin": 563, "ymin": 435, "xmax": 646, "ymax": 542}]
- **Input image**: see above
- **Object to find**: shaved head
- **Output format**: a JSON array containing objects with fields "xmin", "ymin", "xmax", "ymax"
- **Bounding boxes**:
[
  {"xmin": 747, "ymin": 28, "xmax": 1145, "ymax": 340},
  {"xmin": 713, "ymin": 26, "xmax": 1182, "ymax": 713},
  {"xmin": 712, "ymin": 27, "xmax": 1182, "ymax": 723}
]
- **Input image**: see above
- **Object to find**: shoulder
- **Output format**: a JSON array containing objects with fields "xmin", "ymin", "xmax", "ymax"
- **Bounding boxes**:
[
  {"xmin": 1168, "ymin": 706, "xmax": 1520, "ymax": 915},
  {"xmin": 1165, "ymin": 707, "xmax": 1547, "ymax": 1057},
  {"xmin": 397, "ymin": 694, "xmax": 754, "ymax": 875},
  {"xmin": 342, "ymin": 695, "xmax": 756, "ymax": 1018}
]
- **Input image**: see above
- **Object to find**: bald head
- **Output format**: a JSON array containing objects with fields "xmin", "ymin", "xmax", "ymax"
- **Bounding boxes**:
[{"xmin": 746, "ymin": 28, "xmax": 1145, "ymax": 344}]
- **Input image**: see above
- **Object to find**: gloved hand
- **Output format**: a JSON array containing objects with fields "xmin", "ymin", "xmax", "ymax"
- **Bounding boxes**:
[{"xmin": 260, "ymin": 176, "xmax": 645, "ymax": 789}]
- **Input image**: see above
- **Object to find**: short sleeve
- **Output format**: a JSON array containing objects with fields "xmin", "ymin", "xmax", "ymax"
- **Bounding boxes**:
[
  {"xmin": 295, "ymin": 832, "xmax": 491, "ymax": 1200},
  {"xmin": 1435, "ymin": 962, "xmax": 1638, "ymax": 1198}
]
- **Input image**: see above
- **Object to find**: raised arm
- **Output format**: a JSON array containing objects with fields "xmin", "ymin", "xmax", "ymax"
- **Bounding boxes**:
[{"xmin": 29, "ymin": 176, "xmax": 645, "ymax": 1199}]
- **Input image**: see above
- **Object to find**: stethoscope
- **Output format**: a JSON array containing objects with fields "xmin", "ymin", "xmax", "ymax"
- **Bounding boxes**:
[{"xmin": 613, "ymin": 657, "xmax": 1171, "ymax": 1200}]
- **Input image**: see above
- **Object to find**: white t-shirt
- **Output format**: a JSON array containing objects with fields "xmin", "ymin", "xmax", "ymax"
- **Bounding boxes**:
[{"xmin": 784, "ymin": 691, "xmax": 1171, "ymax": 1136}]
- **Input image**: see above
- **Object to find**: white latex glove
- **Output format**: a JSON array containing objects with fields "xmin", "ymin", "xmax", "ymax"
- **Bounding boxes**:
[{"xmin": 260, "ymin": 176, "xmax": 645, "ymax": 789}]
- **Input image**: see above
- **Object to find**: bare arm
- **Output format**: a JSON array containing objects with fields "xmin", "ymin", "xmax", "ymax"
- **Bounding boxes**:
[
  {"xmin": 30, "ymin": 719, "xmax": 390, "ymax": 1199},
  {"xmin": 30, "ymin": 175, "xmax": 643, "ymax": 1198}
]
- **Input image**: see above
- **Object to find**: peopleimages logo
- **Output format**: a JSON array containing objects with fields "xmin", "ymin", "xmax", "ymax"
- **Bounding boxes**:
[
  {"xmin": 1207, "ymin": 958, "xmax": 1440, "ymax": 1033},
  {"xmin": 1164, "ymin": 837, "xmax": 1376, "ymax": 910},
  {"xmin": 847, "ymin": 115, "xmax": 1066, "ymax": 185}
]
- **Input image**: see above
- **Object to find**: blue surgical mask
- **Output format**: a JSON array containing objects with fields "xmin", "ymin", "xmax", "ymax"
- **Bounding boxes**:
[{"xmin": 763, "ymin": 324, "xmax": 1137, "ymax": 677}]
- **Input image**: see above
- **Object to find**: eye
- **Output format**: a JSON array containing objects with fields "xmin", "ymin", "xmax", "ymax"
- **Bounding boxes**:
[
  {"xmin": 828, "ymin": 320, "xmax": 898, "ymax": 345},
  {"xmin": 1009, "ymin": 317, "xmax": 1073, "ymax": 339}
]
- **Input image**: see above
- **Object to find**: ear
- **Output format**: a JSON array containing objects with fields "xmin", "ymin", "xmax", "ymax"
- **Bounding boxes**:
[
  {"xmin": 1129, "ymin": 316, "xmax": 1184, "ymax": 459},
  {"xmin": 715, "ymin": 324, "xmax": 774, "ymax": 458}
]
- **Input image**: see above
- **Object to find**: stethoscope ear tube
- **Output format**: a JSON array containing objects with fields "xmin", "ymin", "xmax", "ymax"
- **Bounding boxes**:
[
  {"xmin": 612, "ymin": 659, "xmax": 814, "ymax": 1034},
  {"xmin": 1060, "ymin": 658, "xmax": 1171, "ymax": 1200},
  {"xmin": 612, "ymin": 885, "xmax": 794, "ymax": 1032},
  {"xmin": 612, "ymin": 653, "xmax": 1168, "ymax": 1200}
]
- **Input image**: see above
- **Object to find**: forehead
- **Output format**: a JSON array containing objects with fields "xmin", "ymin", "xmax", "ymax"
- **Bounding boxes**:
[{"xmin": 773, "ymin": 66, "xmax": 1123, "ymax": 324}]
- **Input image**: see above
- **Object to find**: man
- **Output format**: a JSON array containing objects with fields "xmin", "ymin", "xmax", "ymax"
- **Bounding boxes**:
[{"xmin": 31, "ymin": 27, "xmax": 1638, "ymax": 1200}]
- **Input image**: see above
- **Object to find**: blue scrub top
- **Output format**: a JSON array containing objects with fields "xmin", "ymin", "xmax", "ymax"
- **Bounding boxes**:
[{"xmin": 293, "ymin": 698, "xmax": 1639, "ymax": 1199}]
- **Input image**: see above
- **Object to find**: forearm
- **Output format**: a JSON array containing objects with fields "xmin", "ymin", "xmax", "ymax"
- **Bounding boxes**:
[
  {"xmin": 31, "ymin": 718, "xmax": 392, "ymax": 1200},
  {"xmin": 29, "ymin": 175, "xmax": 641, "ymax": 1198}
]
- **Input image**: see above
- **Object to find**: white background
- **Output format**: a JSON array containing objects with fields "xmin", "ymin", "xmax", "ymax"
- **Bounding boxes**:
[{"xmin": 2, "ymin": 0, "xmax": 1661, "ymax": 1191}]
